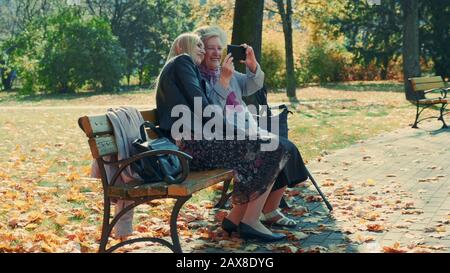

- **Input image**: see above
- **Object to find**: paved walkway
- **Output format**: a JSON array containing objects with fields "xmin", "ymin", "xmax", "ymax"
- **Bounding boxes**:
[
  {"xmin": 135, "ymin": 121, "xmax": 450, "ymax": 253},
  {"xmin": 294, "ymin": 121, "xmax": 450, "ymax": 253}
]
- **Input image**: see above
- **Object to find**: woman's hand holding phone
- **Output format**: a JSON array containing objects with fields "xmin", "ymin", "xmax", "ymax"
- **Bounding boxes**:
[
  {"xmin": 241, "ymin": 44, "xmax": 257, "ymax": 73},
  {"xmin": 227, "ymin": 44, "xmax": 257, "ymax": 73},
  {"xmin": 219, "ymin": 53, "xmax": 234, "ymax": 89}
]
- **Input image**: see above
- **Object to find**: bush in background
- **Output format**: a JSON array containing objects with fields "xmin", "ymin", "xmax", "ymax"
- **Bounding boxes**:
[
  {"xmin": 296, "ymin": 42, "xmax": 347, "ymax": 85},
  {"xmin": 4, "ymin": 8, "xmax": 126, "ymax": 94},
  {"xmin": 261, "ymin": 42, "xmax": 285, "ymax": 90},
  {"xmin": 39, "ymin": 9, "xmax": 125, "ymax": 93}
]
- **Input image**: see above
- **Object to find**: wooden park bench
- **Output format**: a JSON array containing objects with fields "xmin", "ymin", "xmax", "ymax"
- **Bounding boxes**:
[
  {"xmin": 78, "ymin": 109, "xmax": 234, "ymax": 253},
  {"xmin": 408, "ymin": 76, "xmax": 449, "ymax": 129}
]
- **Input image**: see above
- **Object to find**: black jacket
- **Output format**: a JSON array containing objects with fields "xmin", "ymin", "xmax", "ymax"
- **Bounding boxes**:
[{"xmin": 156, "ymin": 54, "xmax": 238, "ymax": 139}]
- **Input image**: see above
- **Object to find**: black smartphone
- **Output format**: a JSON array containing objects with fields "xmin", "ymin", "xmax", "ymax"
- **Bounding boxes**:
[{"xmin": 227, "ymin": 45, "xmax": 246, "ymax": 61}]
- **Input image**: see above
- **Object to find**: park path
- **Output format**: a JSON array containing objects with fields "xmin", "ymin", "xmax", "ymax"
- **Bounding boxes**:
[{"xmin": 296, "ymin": 121, "xmax": 450, "ymax": 252}]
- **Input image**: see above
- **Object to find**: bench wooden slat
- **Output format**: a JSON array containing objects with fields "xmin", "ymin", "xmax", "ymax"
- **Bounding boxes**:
[
  {"xmin": 88, "ymin": 136, "xmax": 118, "ymax": 158},
  {"xmin": 108, "ymin": 181, "xmax": 168, "ymax": 198},
  {"xmin": 409, "ymin": 76, "xmax": 443, "ymax": 84},
  {"xmin": 409, "ymin": 76, "xmax": 445, "ymax": 92},
  {"xmin": 108, "ymin": 169, "xmax": 234, "ymax": 198},
  {"xmin": 413, "ymin": 82, "xmax": 445, "ymax": 91},
  {"xmin": 128, "ymin": 182, "xmax": 168, "ymax": 198},
  {"xmin": 79, "ymin": 109, "xmax": 158, "ymax": 138},
  {"xmin": 80, "ymin": 110, "xmax": 160, "ymax": 139},
  {"xmin": 418, "ymin": 98, "xmax": 448, "ymax": 105},
  {"xmin": 168, "ymin": 169, "xmax": 234, "ymax": 196},
  {"xmin": 79, "ymin": 115, "xmax": 113, "ymax": 137}
]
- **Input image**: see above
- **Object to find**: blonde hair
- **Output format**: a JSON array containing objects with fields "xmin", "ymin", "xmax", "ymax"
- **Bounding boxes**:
[
  {"xmin": 194, "ymin": 25, "xmax": 227, "ymax": 48},
  {"xmin": 155, "ymin": 33, "xmax": 202, "ymax": 92},
  {"xmin": 166, "ymin": 33, "xmax": 202, "ymax": 62}
]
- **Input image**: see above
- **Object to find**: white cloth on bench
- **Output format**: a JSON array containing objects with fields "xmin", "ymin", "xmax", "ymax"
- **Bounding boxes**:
[{"xmin": 91, "ymin": 106, "xmax": 145, "ymax": 237}]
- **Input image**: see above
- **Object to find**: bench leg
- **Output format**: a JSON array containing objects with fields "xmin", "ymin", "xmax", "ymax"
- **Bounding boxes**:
[
  {"xmin": 170, "ymin": 196, "xmax": 191, "ymax": 253},
  {"xmin": 99, "ymin": 196, "xmax": 112, "ymax": 253},
  {"xmin": 412, "ymin": 103, "xmax": 420, "ymax": 128},
  {"xmin": 439, "ymin": 103, "xmax": 448, "ymax": 129},
  {"xmin": 99, "ymin": 196, "xmax": 189, "ymax": 253}
]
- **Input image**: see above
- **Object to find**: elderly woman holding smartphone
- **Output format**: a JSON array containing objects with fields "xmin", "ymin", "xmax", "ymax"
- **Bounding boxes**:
[{"xmin": 194, "ymin": 26, "xmax": 310, "ymax": 229}]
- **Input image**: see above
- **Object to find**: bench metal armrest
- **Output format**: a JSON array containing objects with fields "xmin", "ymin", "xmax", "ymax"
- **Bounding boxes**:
[
  {"xmin": 441, "ymin": 88, "xmax": 448, "ymax": 98},
  {"xmin": 424, "ymin": 88, "xmax": 448, "ymax": 99},
  {"xmin": 258, "ymin": 104, "xmax": 293, "ymax": 116},
  {"xmin": 109, "ymin": 150, "xmax": 192, "ymax": 186}
]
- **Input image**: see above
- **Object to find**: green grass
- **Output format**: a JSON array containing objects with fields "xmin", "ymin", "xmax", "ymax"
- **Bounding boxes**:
[
  {"xmin": 37, "ymin": 181, "xmax": 58, "ymax": 187},
  {"xmin": 0, "ymin": 87, "xmax": 154, "ymax": 106},
  {"xmin": 68, "ymin": 215, "xmax": 86, "ymax": 222},
  {"xmin": 321, "ymin": 81, "xmax": 403, "ymax": 92},
  {"xmin": 79, "ymin": 187, "xmax": 93, "ymax": 193},
  {"xmin": 366, "ymin": 110, "xmax": 389, "ymax": 117}
]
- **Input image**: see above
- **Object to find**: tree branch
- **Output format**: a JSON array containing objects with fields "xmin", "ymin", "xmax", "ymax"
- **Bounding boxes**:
[{"xmin": 264, "ymin": 7, "xmax": 279, "ymax": 15}]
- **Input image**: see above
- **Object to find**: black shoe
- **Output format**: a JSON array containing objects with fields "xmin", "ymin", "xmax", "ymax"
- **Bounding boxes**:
[
  {"xmin": 238, "ymin": 222, "xmax": 286, "ymax": 242},
  {"xmin": 222, "ymin": 217, "xmax": 238, "ymax": 236}
]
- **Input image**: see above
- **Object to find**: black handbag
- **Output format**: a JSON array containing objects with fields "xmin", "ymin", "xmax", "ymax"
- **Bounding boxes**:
[{"xmin": 131, "ymin": 121, "xmax": 186, "ymax": 184}]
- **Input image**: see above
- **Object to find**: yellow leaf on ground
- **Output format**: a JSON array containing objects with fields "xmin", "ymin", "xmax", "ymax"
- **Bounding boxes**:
[
  {"xmin": 41, "ymin": 242, "xmax": 56, "ymax": 253},
  {"xmin": 355, "ymin": 234, "xmax": 375, "ymax": 243},
  {"xmin": 37, "ymin": 166, "xmax": 49, "ymax": 175},
  {"xmin": 55, "ymin": 215, "xmax": 68, "ymax": 226},
  {"xmin": 366, "ymin": 179, "xmax": 376, "ymax": 186},
  {"xmin": 435, "ymin": 226, "xmax": 446, "ymax": 233},
  {"xmin": 82, "ymin": 166, "xmax": 92, "ymax": 176},
  {"xmin": 367, "ymin": 223, "xmax": 384, "ymax": 232},
  {"xmin": 25, "ymin": 223, "xmax": 39, "ymax": 230},
  {"xmin": 14, "ymin": 200, "xmax": 30, "ymax": 211},
  {"xmin": 382, "ymin": 242, "xmax": 408, "ymax": 253},
  {"xmin": 363, "ymin": 212, "xmax": 380, "ymax": 221},
  {"xmin": 0, "ymin": 171, "xmax": 10, "ymax": 179},
  {"xmin": 66, "ymin": 172, "xmax": 81, "ymax": 182}
]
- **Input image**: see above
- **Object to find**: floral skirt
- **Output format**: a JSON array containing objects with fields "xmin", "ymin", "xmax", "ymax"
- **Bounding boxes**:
[{"xmin": 178, "ymin": 137, "xmax": 290, "ymax": 204}]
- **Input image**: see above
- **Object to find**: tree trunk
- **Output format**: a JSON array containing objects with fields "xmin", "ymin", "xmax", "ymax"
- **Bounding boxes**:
[
  {"xmin": 231, "ymin": 0, "xmax": 264, "ymax": 108},
  {"xmin": 401, "ymin": 0, "xmax": 421, "ymax": 101},
  {"xmin": 126, "ymin": 73, "xmax": 131, "ymax": 87},
  {"xmin": 231, "ymin": 0, "xmax": 264, "ymax": 73},
  {"xmin": 138, "ymin": 68, "xmax": 143, "ymax": 86},
  {"xmin": 381, "ymin": 55, "xmax": 389, "ymax": 80},
  {"xmin": 275, "ymin": 0, "xmax": 297, "ymax": 99}
]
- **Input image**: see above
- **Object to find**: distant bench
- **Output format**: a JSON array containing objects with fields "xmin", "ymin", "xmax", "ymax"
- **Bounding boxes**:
[
  {"xmin": 78, "ymin": 108, "xmax": 234, "ymax": 253},
  {"xmin": 408, "ymin": 76, "xmax": 448, "ymax": 128}
]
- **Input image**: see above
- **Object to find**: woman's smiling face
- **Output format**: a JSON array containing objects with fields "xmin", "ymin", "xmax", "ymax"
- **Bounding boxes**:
[{"xmin": 203, "ymin": 36, "xmax": 223, "ymax": 70}]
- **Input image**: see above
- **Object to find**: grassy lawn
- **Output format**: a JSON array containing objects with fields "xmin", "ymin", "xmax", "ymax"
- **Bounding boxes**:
[{"xmin": 0, "ymin": 81, "xmax": 419, "ymax": 252}]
